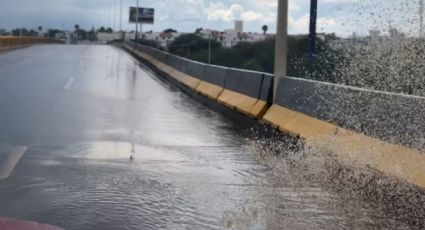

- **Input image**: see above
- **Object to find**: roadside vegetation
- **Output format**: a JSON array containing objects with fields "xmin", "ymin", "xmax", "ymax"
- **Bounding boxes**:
[
  {"xmin": 166, "ymin": 34, "xmax": 343, "ymax": 84},
  {"xmin": 163, "ymin": 34, "xmax": 425, "ymax": 96}
]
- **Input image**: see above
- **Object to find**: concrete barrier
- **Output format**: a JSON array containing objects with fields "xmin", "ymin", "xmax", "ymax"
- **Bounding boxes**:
[
  {"xmin": 122, "ymin": 40, "xmax": 425, "ymax": 189},
  {"xmin": 122, "ymin": 40, "xmax": 272, "ymax": 118},
  {"xmin": 274, "ymin": 77, "xmax": 425, "ymax": 149},
  {"xmin": 0, "ymin": 36, "xmax": 62, "ymax": 51},
  {"xmin": 191, "ymin": 65, "xmax": 226, "ymax": 100},
  {"xmin": 264, "ymin": 76, "xmax": 425, "ymax": 189},
  {"xmin": 259, "ymin": 74, "xmax": 274, "ymax": 103},
  {"xmin": 217, "ymin": 69, "xmax": 271, "ymax": 118},
  {"xmin": 124, "ymin": 41, "xmax": 200, "ymax": 90}
]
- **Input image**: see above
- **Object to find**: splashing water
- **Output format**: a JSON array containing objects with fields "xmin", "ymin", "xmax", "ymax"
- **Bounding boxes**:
[{"xmin": 299, "ymin": 0, "xmax": 425, "ymax": 97}]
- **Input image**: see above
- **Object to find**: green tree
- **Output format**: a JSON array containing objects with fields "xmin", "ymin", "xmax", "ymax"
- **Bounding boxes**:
[
  {"xmin": 74, "ymin": 24, "xmax": 80, "ymax": 39},
  {"xmin": 88, "ymin": 27, "xmax": 97, "ymax": 41},
  {"xmin": 169, "ymin": 34, "xmax": 221, "ymax": 56},
  {"xmin": 46, "ymin": 29, "xmax": 60, "ymax": 38},
  {"xmin": 168, "ymin": 34, "xmax": 342, "ymax": 82},
  {"xmin": 98, "ymin": 26, "xmax": 106, "ymax": 33},
  {"xmin": 78, "ymin": 29, "xmax": 88, "ymax": 40},
  {"xmin": 163, "ymin": 28, "xmax": 177, "ymax": 33},
  {"xmin": 262, "ymin": 25, "xmax": 268, "ymax": 35}
]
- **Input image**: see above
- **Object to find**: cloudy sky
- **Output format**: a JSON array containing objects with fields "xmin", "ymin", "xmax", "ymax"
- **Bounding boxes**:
[{"xmin": 0, "ymin": 0, "xmax": 422, "ymax": 36}]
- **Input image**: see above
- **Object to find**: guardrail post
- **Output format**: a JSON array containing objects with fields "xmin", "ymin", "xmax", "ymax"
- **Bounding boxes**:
[{"xmin": 273, "ymin": 0, "xmax": 289, "ymax": 102}]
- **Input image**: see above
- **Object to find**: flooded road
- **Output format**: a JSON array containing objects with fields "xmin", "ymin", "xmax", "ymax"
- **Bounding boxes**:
[{"xmin": 0, "ymin": 45, "xmax": 419, "ymax": 229}]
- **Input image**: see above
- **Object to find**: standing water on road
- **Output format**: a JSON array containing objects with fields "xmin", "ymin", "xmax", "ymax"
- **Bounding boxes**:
[{"xmin": 0, "ymin": 45, "xmax": 423, "ymax": 229}]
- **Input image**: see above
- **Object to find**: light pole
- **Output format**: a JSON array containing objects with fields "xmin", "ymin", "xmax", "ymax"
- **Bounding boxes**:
[
  {"xmin": 273, "ymin": 0, "xmax": 289, "ymax": 102},
  {"xmin": 420, "ymin": 0, "xmax": 424, "ymax": 38},
  {"xmin": 113, "ymin": 0, "xmax": 117, "ymax": 32},
  {"xmin": 135, "ymin": 0, "xmax": 139, "ymax": 40},
  {"xmin": 119, "ymin": 0, "xmax": 122, "ymax": 32},
  {"xmin": 208, "ymin": 34, "xmax": 212, "ymax": 64},
  {"xmin": 309, "ymin": 0, "xmax": 318, "ymax": 61}
]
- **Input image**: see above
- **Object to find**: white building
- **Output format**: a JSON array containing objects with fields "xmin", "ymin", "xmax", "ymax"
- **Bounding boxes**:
[
  {"xmin": 234, "ymin": 20, "xmax": 243, "ymax": 33},
  {"xmin": 130, "ymin": 20, "xmax": 267, "ymax": 49},
  {"xmin": 97, "ymin": 32, "xmax": 123, "ymax": 43},
  {"xmin": 199, "ymin": 21, "xmax": 267, "ymax": 48},
  {"xmin": 143, "ymin": 31, "xmax": 182, "ymax": 48}
]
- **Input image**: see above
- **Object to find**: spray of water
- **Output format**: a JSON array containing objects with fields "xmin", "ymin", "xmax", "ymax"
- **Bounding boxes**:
[
  {"xmin": 297, "ymin": 0, "xmax": 425, "ymax": 97},
  {"xmin": 221, "ymin": 128, "xmax": 425, "ymax": 229}
]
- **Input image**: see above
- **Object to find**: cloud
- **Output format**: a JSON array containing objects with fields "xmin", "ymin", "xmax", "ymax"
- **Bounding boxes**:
[
  {"xmin": 0, "ymin": 0, "xmax": 367, "ymax": 36},
  {"xmin": 206, "ymin": 3, "xmax": 264, "ymax": 22}
]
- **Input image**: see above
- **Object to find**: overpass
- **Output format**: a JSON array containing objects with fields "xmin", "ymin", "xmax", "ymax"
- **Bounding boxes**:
[{"xmin": 0, "ymin": 39, "xmax": 424, "ymax": 229}]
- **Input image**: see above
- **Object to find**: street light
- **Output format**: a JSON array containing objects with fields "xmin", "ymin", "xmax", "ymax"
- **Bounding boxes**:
[
  {"xmin": 119, "ymin": 0, "xmax": 123, "ymax": 32},
  {"xmin": 309, "ymin": 0, "xmax": 318, "ymax": 60},
  {"xmin": 273, "ymin": 0, "xmax": 289, "ymax": 102},
  {"xmin": 420, "ymin": 0, "xmax": 424, "ymax": 38},
  {"xmin": 135, "ymin": 0, "xmax": 139, "ymax": 40},
  {"xmin": 208, "ymin": 34, "xmax": 212, "ymax": 64}
]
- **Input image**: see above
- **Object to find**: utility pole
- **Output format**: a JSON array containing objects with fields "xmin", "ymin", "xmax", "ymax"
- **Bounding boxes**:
[
  {"xmin": 119, "ymin": 0, "xmax": 122, "ymax": 32},
  {"xmin": 420, "ymin": 0, "xmax": 424, "ymax": 38},
  {"xmin": 309, "ymin": 0, "xmax": 318, "ymax": 61},
  {"xmin": 135, "ymin": 0, "xmax": 139, "ymax": 40},
  {"xmin": 273, "ymin": 0, "xmax": 288, "ymax": 102},
  {"xmin": 208, "ymin": 34, "xmax": 212, "ymax": 64},
  {"xmin": 113, "ymin": 0, "xmax": 117, "ymax": 32}
]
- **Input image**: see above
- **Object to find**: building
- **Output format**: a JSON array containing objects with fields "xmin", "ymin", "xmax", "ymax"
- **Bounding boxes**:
[
  {"xmin": 97, "ymin": 32, "xmax": 122, "ymax": 43},
  {"xmin": 234, "ymin": 20, "xmax": 243, "ymax": 33},
  {"xmin": 130, "ymin": 20, "xmax": 267, "ymax": 49}
]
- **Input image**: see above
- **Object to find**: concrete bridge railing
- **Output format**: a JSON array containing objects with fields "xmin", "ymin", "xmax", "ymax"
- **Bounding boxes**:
[
  {"xmin": 121, "ymin": 40, "xmax": 425, "ymax": 189},
  {"xmin": 0, "ymin": 36, "xmax": 63, "ymax": 51}
]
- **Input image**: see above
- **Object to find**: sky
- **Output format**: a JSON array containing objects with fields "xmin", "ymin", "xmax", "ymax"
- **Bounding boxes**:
[{"xmin": 0, "ymin": 0, "xmax": 423, "ymax": 37}]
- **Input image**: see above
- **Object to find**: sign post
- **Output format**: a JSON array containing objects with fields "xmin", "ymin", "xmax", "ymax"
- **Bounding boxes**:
[
  {"xmin": 135, "ymin": 0, "xmax": 139, "ymax": 40},
  {"xmin": 129, "ymin": 6, "xmax": 155, "ymax": 40}
]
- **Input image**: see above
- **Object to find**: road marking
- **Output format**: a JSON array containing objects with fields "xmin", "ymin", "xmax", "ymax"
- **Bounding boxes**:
[
  {"xmin": 0, "ymin": 146, "xmax": 27, "ymax": 180},
  {"xmin": 64, "ymin": 77, "xmax": 75, "ymax": 90}
]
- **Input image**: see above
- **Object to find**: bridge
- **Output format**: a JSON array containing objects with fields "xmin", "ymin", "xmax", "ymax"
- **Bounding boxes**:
[{"xmin": 0, "ymin": 38, "xmax": 424, "ymax": 229}]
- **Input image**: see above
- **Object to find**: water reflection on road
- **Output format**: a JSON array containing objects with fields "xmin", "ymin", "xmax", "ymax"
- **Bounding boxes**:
[{"xmin": 0, "ymin": 45, "xmax": 418, "ymax": 229}]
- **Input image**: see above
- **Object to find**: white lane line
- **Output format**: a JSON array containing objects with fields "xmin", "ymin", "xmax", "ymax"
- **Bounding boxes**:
[
  {"xmin": 64, "ymin": 77, "xmax": 75, "ymax": 90},
  {"xmin": 0, "ymin": 146, "xmax": 27, "ymax": 180}
]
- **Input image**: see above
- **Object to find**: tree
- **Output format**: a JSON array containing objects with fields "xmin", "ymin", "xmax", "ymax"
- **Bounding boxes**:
[
  {"xmin": 97, "ymin": 26, "xmax": 106, "ymax": 33},
  {"xmin": 163, "ymin": 28, "xmax": 177, "ymax": 33},
  {"xmin": 47, "ymin": 29, "xmax": 61, "ymax": 38},
  {"xmin": 74, "ymin": 24, "xmax": 80, "ymax": 39},
  {"xmin": 106, "ymin": 27, "xmax": 113, "ymax": 33},
  {"xmin": 88, "ymin": 27, "xmax": 97, "ymax": 41},
  {"xmin": 262, "ymin": 25, "xmax": 268, "ymax": 35},
  {"xmin": 28, "ymin": 29, "xmax": 38, "ymax": 36},
  {"xmin": 11, "ymin": 28, "xmax": 20, "ymax": 36},
  {"xmin": 78, "ymin": 29, "xmax": 88, "ymax": 40},
  {"xmin": 169, "ymin": 34, "xmax": 221, "ymax": 56},
  {"xmin": 195, "ymin": 28, "xmax": 203, "ymax": 34}
]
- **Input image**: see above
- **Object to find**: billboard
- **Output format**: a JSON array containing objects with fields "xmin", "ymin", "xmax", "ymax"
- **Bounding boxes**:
[{"xmin": 129, "ymin": 7, "xmax": 155, "ymax": 24}]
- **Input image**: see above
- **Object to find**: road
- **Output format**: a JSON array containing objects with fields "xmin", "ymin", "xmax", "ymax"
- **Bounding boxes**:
[{"xmin": 0, "ymin": 45, "xmax": 416, "ymax": 229}]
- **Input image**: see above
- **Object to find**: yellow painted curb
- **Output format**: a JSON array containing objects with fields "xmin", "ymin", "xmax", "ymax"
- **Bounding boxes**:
[
  {"xmin": 263, "ymin": 104, "xmax": 425, "ymax": 189},
  {"xmin": 169, "ymin": 71, "xmax": 201, "ymax": 90},
  {"xmin": 195, "ymin": 81, "xmax": 224, "ymax": 100},
  {"xmin": 217, "ymin": 90, "xmax": 268, "ymax": 118}
]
